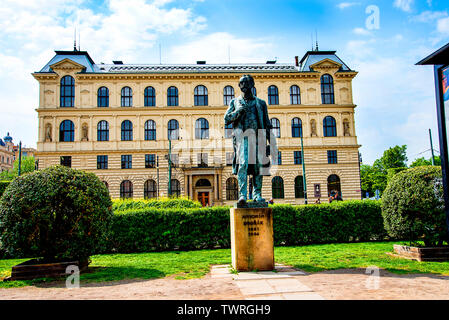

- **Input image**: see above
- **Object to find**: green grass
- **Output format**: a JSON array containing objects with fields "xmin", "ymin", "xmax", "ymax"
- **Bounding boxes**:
[{"xmin": 1, "ymin": 241, "xmax": 449, "ymax": 288}]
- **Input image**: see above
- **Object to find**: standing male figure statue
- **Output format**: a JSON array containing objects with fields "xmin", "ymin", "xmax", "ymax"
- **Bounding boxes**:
[{"xmin": 224, "ymin": 74, "xmax": 277, "ymax": 206}]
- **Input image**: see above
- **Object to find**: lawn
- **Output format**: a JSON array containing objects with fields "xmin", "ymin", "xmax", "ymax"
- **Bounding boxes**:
[{"xmin": 1, "ymin": 241, "xmax": 449, "ymax": 288}]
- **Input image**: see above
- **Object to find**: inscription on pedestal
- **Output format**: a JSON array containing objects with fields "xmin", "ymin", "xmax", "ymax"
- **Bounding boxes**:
[{"xmin": 230, "ymin": 207, "xmax": 274, "ymax": 272}]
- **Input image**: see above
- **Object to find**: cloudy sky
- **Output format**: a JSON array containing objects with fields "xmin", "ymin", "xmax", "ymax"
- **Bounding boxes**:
[{"xmin": 0, "ymin": 0, "xmax": 448, "ymax": 164}]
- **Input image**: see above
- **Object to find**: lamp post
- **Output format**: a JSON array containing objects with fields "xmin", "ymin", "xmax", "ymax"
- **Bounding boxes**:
[
  {"xmin": 168, "ymin": 139, "xmax": 172, "ymax": 197},
  {"xmin": 300, "ymin": 132, "xmax": 307, "ymax": 204},
  {"xmin": 18, "ymin": 141, "xmax": 22, "ymax": 176}
]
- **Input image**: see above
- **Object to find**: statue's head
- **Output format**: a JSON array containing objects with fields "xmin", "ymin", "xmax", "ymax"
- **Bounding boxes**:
[{"xmin": 239, "ymin": 74, "xmax": 255, "ymax": 95}]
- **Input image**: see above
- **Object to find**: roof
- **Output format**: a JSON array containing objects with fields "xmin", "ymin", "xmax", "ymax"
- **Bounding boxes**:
[
  {"xmin": 36, "ymin": 50, "xmax": 353, "ymax": 74},
  {"xmin": 39, "ymin": 50, "xmax": 96, "ymax": 73},
  {"xmin": 94, "ymin": 63, "xmax": 299, "ymax": 74},
  {"xmin": 298, "ymin": 50, "xmax": 352, "ymax": 72},
  {"xmin": 416, "ymin": 42, "xmax": 449, "ymax": 66},
  {"xmin": 0, "ymin": 139, "xmax": 4, "ymax": 147}
]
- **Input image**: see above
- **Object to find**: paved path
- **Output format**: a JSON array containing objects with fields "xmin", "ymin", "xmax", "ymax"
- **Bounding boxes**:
[{"xmin": 210, "ymin": 264, "xmax": 325, "ymax": 300}]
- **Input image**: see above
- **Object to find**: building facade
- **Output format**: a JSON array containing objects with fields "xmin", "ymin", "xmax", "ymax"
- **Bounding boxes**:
[
  {"xmin": 0, "ymin": 133, "xmax": 14, "ymax": 172},
  {"xmin": 33, "ymin": 49, "xmax": 361, "ymax": 206}
]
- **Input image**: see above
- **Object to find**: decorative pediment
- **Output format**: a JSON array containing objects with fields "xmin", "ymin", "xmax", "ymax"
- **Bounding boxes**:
[
  {"xmin": 309, "ymin": 58, "xmax": 342, "ymax": 71},
  {"xmin": 50, "ymin": 58, "xmax": 86, "ymax": 72}
]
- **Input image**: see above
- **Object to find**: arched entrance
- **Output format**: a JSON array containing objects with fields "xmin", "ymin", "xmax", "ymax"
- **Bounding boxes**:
[
  {"xmin": 327, "ymin": 174, "xmax": 341, "ymax": 197},
  {"xmin": 195, "ymin": 178, "xmax": 212, "ymax": 206}
]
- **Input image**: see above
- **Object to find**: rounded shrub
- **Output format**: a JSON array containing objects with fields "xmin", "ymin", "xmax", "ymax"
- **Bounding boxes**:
[
  {"xmin": 381, "ymin": 166, "xmax": 447, "ymax": 246},
  {"xmin": 0, "ymin": 165, "xmax": 113, "ymax": 261}
]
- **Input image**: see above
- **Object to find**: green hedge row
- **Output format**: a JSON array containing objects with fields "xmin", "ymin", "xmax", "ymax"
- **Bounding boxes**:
[
  {"xmin": 0, "ymin": 181, "xmax": 10, "ymax": 197},
  {"xmin": 99, "ymin": 200, "xmax": 385, "ymax": 253},
  {"xmin": 112, "ymin": 197, "xmax": 202, "ymax": 212}
]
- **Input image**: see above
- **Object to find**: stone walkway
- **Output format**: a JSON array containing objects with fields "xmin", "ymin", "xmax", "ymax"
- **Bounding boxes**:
[{"xmin": 210, "ymin": 264, "xmax": 325, "ymax": 300}]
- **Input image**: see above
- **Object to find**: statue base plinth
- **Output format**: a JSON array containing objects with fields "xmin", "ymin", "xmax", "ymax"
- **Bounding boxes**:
[{"xmin": 230, "ymin": 207, "xmax": 274, "ymax": 271}]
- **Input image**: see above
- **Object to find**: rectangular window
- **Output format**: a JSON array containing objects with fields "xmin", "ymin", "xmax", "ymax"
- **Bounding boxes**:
[
  {"xmin": 197, "ymin": 153, "xmax": 208, "ymax": 167},
  {"xmin": 97, "ymin": 155, "xmax": 108, "ymax": 169},
  {"xmin": 274, "ymin": 151, "xmax": 282, "ymax": 165},
  {"xmin": 169, "ymin": 154, "xmax": 179, "ymax": 168},
  {"xmin": 121, "ymin": 155, "xmax": 132, "ymax": 169},
  {"xmin": 226, "ymin": 152, "xmax": 234, "ymax": 166},
  {"xmin": 145, "ymin": 154, "xmax": 156, "ymax": 168},
  {"xmin": 327, "ymin": 150, "xmax": 338, "ymax": 164},
  {"xmin": 60, "ymin": 156, "xmax": 72, "ymax": 167},
  {"xmin": 294, "ymin": 151, "xmax": 302, "ymax": 165}
]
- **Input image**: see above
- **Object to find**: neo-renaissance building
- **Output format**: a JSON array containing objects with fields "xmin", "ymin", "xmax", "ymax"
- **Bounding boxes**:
[{"xmin": 33, "ymin": 48, "xmax": 361, "ymax": 206}]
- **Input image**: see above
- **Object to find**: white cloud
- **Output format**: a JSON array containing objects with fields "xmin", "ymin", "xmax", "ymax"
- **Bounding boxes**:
[
  {"xmin": 393, "ymin": 0, "xmax": 414, "ymax": 12},
  {"xmin": 437, "ymin": 16, "xmax": 449, "ymax": 34},
  {"xmin": 411, "ymin": 10, "xmax": 447, "ymax": 23},
  {"xmin": 0, "ymin": 0, "xmax": 208, "ymax": 147},
  {"xmin": 167, "ymin": 32, "xmax": 274, "ymax": 64},
  {"xmin": 353, "ymin": 28, "xmax": 371, "ymax": 36},
  {"xmin": 337, "ymin": 2, "xmax": 360, "ymax": 9}
]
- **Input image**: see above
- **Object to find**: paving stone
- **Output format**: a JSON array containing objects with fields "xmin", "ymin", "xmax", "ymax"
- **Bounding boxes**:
[
  {"xmin": 232, "ymin": 273, "xmax": 265, "ymax": 280},
  {"xmin": 245, "ymin": 294, "xmax": 284, "ymax": 300},
  {"xmin": 266, "ymin": 278, "xmax": 313, "ymax": 293},
  {"xmin": 282, "ymin": 292, "xmax": 325, "ymax": 300},
  {"xmin": 235, "ymin": 280, "xmax": 276, "ymax": 296},
  {"xmin": 277, "ymin": 271, "xmax": 306, "ymax": 276}
]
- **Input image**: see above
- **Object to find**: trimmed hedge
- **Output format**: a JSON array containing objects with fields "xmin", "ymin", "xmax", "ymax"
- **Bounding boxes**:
[
  {"xmin": 113, "ymin": 197, "xmax": 202, "ymax": 212},
  {"xmin": 99, "ymin": 200, "xmax": 385, "ymax": 253},
  {"xmin": 0, "ymin": 181, "xmax": 10, "ymax": 197}
]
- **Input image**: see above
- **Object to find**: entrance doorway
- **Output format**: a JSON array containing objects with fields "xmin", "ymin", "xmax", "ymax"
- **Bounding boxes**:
[{"xmin": 198, "ymin": 192, "xmax": 210, "ymax": 207}]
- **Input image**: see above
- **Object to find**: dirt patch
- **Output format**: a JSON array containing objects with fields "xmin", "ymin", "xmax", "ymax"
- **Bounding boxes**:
[
  {"xmin": 297, "ymin": 268, "xmax": 449, "ymax": 300},
  {"xmin": 1, "ymin": 268, "xmax": 449, "ymax": 300}
]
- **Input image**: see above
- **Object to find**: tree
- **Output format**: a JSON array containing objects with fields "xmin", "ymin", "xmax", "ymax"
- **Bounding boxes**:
[
  {"xmin": 376, "ymin": 145, "xmax": 408, "ymax": 172},
  {"xmin": 411, "ymin": 156, "xmax": 441, "ymax": 167},
  {"xmin": 0, "ymin": 156, "xmax": 35, "ymax": 180},
  {"xmin": 360, "ymin": 164, "xmax": 387, "ymax": 197}
]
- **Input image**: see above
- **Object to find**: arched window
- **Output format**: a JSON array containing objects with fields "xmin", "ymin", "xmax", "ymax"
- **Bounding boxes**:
[
  {"xmin": 97, "ymin": 86, "xmax": 109, "ymax": 107},
  {"xmin": 194, "ymin": 85, "xmax": 208, "ymax": 106},
  {"xmin": 60, "ymin": 75, "xmax": 75, "ymax": 107},
  {"xmin": 170, "ymin": 179, "xmax": 181, "ymax": 197},
  {"xmin": 268, "ymin": 85, "xmax": 279, "ymax": 105},
  {"xmin": 223, "ymin": 86, "xmax": 235, "ymax": 105},
  {"xmin": 323, "ymin": 116, "xmax": 337, "ymax": 137},
  {"xmin": 121, "ymin": 120, "xmax": 133, "ymax": 141},
  {"xmin": 290, "ymin": 85, "xmax": 301, "ymax": 105},
  {"xmin": 321, "ymin": 74, "xmax": 334, "ymax": 104},
  {"xmin": 144, "ymin": 179, "xmax": 157, "ymax": 199},
  {"xmin": 168, "ymin": 119, "xmax": 179, "ymax": 140},
  {"xmin": 272, "ymin": 176, "xmax": 284, "ymax": 199},
  {"xmin": 196, "ymin": 179, "xmax": 211, "ymax": 187},
  {"xmin": 226, "ymin": 177, "xmax": 238, "ymax": 200},
  {"xmin": 291, "ymin": 117, "xmax": 302, "ymax": 138},
  {"xmin": 295, "ymin": 176, "xmax": 304, "ymax": 198},
  {"xmin": 271, "ymin": 118, "xmax": 281, "ymax": 138},
  {"xmin": 144, "ymin": 120, "xmax": 156, "ymax": 141},
  {"xmin": 327, "ymin": 174, "xmax": 341, "ymax": 197},
  {"xmin": 225, "ymin": 123, "xmax": 233, "ymax": 138},
  {"xmin": 167, "ymin": 86, "xmax": 179, "ymax": 106},
  {"xmin": 120, "ymin": 180, "xmax": 133, "ymax": 199},
  {"xmin": 121, "ymin": 86, "xmax": 133, "ymax": 107},
  {"xmin": 59, "ymin": 120, "xmax": 74, "ymax": 142},
  {"xmin": 102, "ymin": 181, "xmax": 109, "ymax": 191},
  {"xmin": 251, "ymin": 87, "xmax": 257, "ymax": 97},
  {"xmin": 195, "ymin": 118, "xmax": 209, "ymax": 139},
  {"xmin": 97, "ymin": 120, "xmax": 109, "ymax": 141},
  {"xmin": 144, "ymin": 86, "xmax": 156, "ymax": 107}
]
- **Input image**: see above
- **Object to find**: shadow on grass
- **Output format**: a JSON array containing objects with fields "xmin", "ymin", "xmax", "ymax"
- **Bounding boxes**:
[{"xmin": 1, "ymin": 266, "xmax": 167, "ymax": 289}]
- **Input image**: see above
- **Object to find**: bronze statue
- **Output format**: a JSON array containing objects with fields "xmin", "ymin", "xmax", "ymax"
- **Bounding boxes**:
[{"xmin": 224, "ymin": 75, "xmax": 277, "ymax": 206}]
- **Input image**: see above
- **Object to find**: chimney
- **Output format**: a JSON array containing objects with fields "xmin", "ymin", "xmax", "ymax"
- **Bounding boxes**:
[{"xmin": 295, "ymin": 56, "xmax": 299, "ymax": 67}]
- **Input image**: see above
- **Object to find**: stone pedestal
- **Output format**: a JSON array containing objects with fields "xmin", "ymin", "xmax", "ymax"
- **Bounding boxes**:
[{"xmin": 230, "ymin": 207, "xmax": 274, "ymax": 271}]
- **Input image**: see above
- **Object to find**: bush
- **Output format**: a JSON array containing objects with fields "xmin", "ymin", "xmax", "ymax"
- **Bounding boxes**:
[
  {"xmin": 97, "ymin": 200, "xmax": 385, "ymax": 253},
  {"xmin": 0, "ymin": 181, "xmax": 10, "ymax": 197},
  {"xmin": 382, "ymin": 166, "xmax": 447, "ymax": 246},
  {"xmin": 0, "ymin": 165, "xmax": 113, "ymax": 261},
  {"xmin": 112, "ymin": 197, "xmax": 201, "ymax": 212}
]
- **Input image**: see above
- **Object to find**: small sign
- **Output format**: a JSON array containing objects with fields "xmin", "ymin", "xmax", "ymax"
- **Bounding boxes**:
[{"xmin": 314, "ymin": 184, "xmax": 321, "ymax": 198}]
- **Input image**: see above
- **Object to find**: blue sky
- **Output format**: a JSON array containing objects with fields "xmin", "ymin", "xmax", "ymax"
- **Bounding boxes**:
[{"xmin": 0, "ymin": 0, "xmax": 448, "ymax": 164}]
